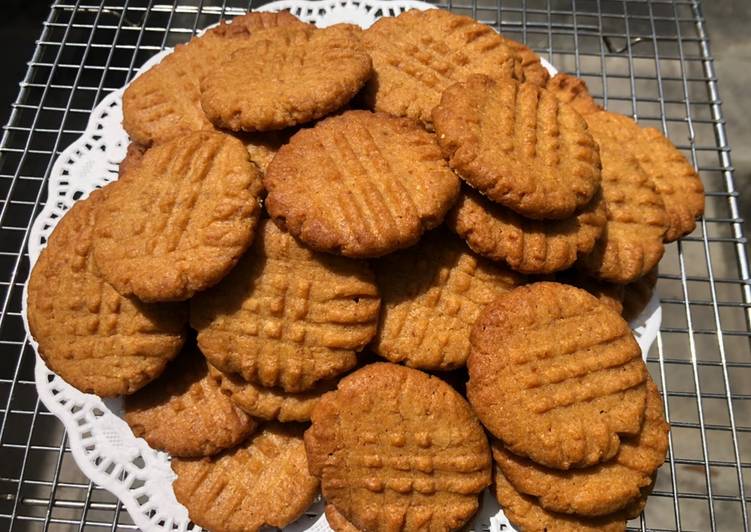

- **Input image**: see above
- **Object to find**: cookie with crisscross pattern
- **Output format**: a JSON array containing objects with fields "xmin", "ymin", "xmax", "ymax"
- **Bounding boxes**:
[
  {"xmin": 27, "ymin": 187, "xmax": 187, "ymax": 397},
  {"xmin": 305, "ymin": 362, "xmax": 491, "ymax": 532},
  {"xmin": 191, "ymin": 219, "xmax": 380, "ymax": 392},
  {"xmin": 201, "ymin": 24, "xmax": 371, "ymax": 132},
  {"xmin": 264, "ymin": 110, "xmax": 460, "ymax": 258},
  {"xmin": 493, "ymin": 378, "xmax": 668, "ymax": 516},
  {"xmin": 93, "ymin": 131, "xmax": 262, "ymax": 302},
  {"xmin": 372, "ymin": 230, "xmax": 524, "ymax": 370},
  {"xmin": 433, "ymin": 74, "xmax": 601, "ymax": 220},
  {"xmin": 122, "ymin": 11, "xmax": 307, "ymax": 146},
  {"xmin": 362, "ymin": 9, "xmax": 532, "ymax": 127},
  {"xmin": 548, "ymin": 73, "xmax": 703, "ymax": 241},
  {"xmin": 591, "ymin": 111, "xmax": 704, "ymax": 242},
  {"xmin": 468, "ymin": 282, "xmax": 648, "ymax": 469},
  {"xmin": 172, "ymin": 423, "xmax": 319, "ymax": 532},
  {"xmin": 124, "ymin": 348, "xmax": 256, "ymax": 457},
  {"xmin": 577, "ymin": 112, "xmax": 668, "ymax": 284}
]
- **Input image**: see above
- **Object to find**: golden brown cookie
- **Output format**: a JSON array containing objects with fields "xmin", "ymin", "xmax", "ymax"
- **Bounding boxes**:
[
  {"xmin": 172, "ymin": 423, "xmax": 319, "ymax": 532},
  {"xmin": 122, "ymin": 11, "xmax": 307, "ymax": 146},
  {"xmin": 325, "ymin": 504, "xmax": 361, "ymax": 532},
  {"xmin": 93, "ymin": 131, "xmax": 262, "ymax": 302},
  {"xmin": 546, "ymin": 72, "xmax": 602, "ymax": 116},
  {"xmin": 201, "ymin": 24, "xmax": 371, "ymax": 132},
  {"xmin": 547, "ymin": 74, "xmax": 704, "ymax": 241},
  {"xmin": 191, "ymin": 219, "xmax": 380, "ymax": 392},
  {"xmin": 27, "ymin": 188, "xmax": 187, "ymax": 397},
  {"xmin": 124, "ymin": 349, "xmax": 256, "ymax": 457},
  {"xmin": 622, "ymin": 268, "xmax": 658, "ymax": 322},
  {"xmin": 264, "ymin": 110, "xmax": 460, "ymax": 258},
  {"xmin": 591, "ymin": 112, "xmax": 704, "ymax": 241},
  {"xmin": 556, "ymin": 269, "xmax": 625, "ymax": 315},
  {"xmin": 494, "ymin": 470, "xmax": 630, "ymax": 532},
  {"xmin": 492, "ymin": 378, "xmax": 668, "ymax": 517},
  {"xmin": 372, "ymin": 230, "xmax": 524, "ymax": 370},
  {"xmin": 362, "ymin": 9, "xmax": 529, "ymax": 127},
  {"xmin": 433, "ymin": 75, "xmax": 601, "ymax": 220},
  {"xmin": 578, "ymin": 112, "xmax": 668, "ymax": 284},
  {"xmin": 210, "ymin": 364, "xmax": 333, "ymax": 422},
  {"xmin": 467, "ymin": 282, "xmax": 648, "ymax": 469},
  {"xmin": 448, "ymin": 188, "xmax": 606, "ymax": 274},
  {"xmin": 638, "ymin": 127, "xmax": 704, "ymax": 241},
  {"xmin": 305, "ymin": 362, "xmax": 491, "ymax": 532}
]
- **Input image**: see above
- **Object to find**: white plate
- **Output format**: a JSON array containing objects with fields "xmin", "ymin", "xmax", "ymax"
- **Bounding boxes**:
[{"xmin": 22, "ymin": 2, "xmax": 660, "ymax": 530}]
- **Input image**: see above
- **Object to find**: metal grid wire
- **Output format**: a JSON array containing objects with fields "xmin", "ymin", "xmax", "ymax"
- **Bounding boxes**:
[{"xmin": 0, "ymin": 0, "xmax": 748, "ymax": 530}]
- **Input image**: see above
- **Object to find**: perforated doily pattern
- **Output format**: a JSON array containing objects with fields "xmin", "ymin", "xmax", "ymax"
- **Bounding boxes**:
[{"xmin": 21, "ymin": 1, "xmax": 658, "ymax": 531}]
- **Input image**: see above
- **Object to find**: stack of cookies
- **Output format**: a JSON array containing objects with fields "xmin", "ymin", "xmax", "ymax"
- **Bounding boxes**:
[
  {"xmin": 26, "ymin": 7, "xmax": 701, "ymax": 532},
  {"xmin": 467, "ymin": 283, "xmax": 669, "ymax": 531}
]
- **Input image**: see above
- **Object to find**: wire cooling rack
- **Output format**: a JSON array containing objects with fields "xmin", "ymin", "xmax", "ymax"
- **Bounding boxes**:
[{"xmin": 0, "ymin": 0, "xmax": 748, "ymax": 531}]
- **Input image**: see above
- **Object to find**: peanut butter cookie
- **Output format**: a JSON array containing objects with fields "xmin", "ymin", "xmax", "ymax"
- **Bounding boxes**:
[
  {"xmin": 548, "ymin": 73, "xmax": 704, "ymax": 241},
  {"xmin": 123, "ymin": 11, "xmax": 307, "ymax": 146},
  {"xmin": 493, "ymin": 378, "xmax": 668, "ymax": 516},
  {"xmin": 578, "ymin": 112, "xmax": 668, "ymax": 284},
  {"xmin": 372, "ymin": 230, "xmax": 524, "ymax": 370},
  {"xmin": 433, "ymin": 75, "xmax": 601, "ymax": 220},
  {"xmin": 124, "ymin": 348, "xmax": 255, "ymax": 457},
  {"xmin": 93, "ymin": 131, "xmax": 262, "ymax": 302},
  {"xmin": 201, "ymin": 24, "xmax": 371, "ymax": 132},
  {"xmin": 362, "ymin": 9, "xmax": 529, "ymax": 127},
  {"xmin": 448, "ymin": 188, "xmax": 606, "ymax": 274},
  {"xmin": 191, "ymin": 219, "xmax": 380, "ymax": 392},
  {"xmin": 305, "ymin": 362, "xmax": 491, "ymax": 532},
  {"xmin": 593, "ymin": 111, "xmax": 704, "ymax": 241},
  {"xmin": 468, "ymin": 282, "xmax": 648, "ymax": 469},
  {"xmin": 27, "ymin": 187, "xmax": 187, "ymax": 397},
  {"xmin": 264, "ymin": 110, "xmax": 460, "ymax": 258},
  {"xmin": 172, "ymin": 423, "xmax": 319, "ymax": 532}
]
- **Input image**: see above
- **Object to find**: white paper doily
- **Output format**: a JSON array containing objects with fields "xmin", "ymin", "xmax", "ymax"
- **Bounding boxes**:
[{"xmin": 21, "ymin": 2, "xmax": 661, "ymax": 531}]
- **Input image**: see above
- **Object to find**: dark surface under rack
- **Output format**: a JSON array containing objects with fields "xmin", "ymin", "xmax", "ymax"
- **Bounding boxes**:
[{"xmin": 0, "ymin": 1, "xmax": 749, "ymax": 531}]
